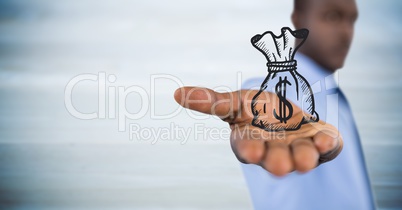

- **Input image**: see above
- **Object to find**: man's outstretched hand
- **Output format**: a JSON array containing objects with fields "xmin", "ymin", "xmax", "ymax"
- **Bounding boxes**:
[{"xmin": 174, "ymin": 87, "xmax": 343, "ymax": 176}]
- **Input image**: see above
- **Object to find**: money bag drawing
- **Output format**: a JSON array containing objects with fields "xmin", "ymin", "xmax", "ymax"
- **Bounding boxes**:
[{"xmin": 250, "ymin": 27, "xmax": 319, "ymax": 131}]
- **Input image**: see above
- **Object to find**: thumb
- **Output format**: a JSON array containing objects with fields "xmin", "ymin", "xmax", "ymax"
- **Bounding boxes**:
[{"xmin": 174, "ymin": 87, "xmax": 240, "ymax": 120}]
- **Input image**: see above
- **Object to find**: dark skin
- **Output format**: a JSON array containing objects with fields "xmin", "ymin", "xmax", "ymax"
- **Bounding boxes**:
[
  {"xmin": 293, "ymin": 0, "xmax": 358, "ymax": 72},
  {"xmin": 174, "ymin": 0, "xmax": 357, "ymax": 176},
  {"xmin": 174, "ymin": 88, "xmax": 342, "ymax": 176}
]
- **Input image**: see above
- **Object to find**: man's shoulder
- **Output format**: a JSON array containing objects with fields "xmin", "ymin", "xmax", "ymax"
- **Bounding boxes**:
[{"xmin": 242, "ymin": 77, "xmax": 265, "ymax": 90}]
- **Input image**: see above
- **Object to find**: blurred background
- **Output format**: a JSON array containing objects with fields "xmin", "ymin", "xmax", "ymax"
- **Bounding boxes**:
[{"xmin": 0, "ymin": 0, "xmax": 401, "ymax": 209}]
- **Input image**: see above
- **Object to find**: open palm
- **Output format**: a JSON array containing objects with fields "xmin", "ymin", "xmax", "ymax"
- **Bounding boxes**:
[{"xmin": 174, "ymin": 87, "xmax": 343, "ymax": 176}]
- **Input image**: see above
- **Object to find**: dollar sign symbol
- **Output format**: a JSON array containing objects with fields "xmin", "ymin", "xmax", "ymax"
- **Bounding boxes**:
[{"xmin": 273, "ymin": 76, "xmax": 293, "ymax": 124}]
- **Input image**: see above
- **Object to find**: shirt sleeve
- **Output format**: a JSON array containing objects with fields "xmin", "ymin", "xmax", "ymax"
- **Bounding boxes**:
[{"xmin": 242, "ymin": 77, "xmax": 265, "ymax": 90}]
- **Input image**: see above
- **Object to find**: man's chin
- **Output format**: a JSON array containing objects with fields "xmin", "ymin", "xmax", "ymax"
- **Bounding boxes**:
[
  {"xmin": 328, "ymin": 56, "xmax": 347, "ymax": 72},
  {"xmin": 323, "ymin": 62, "xmax": 343, "ymax": 73}
]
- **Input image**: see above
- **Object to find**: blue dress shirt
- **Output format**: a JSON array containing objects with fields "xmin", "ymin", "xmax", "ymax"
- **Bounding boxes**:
[{"xmin": 241, "ymin": 53, "xmax": 376, "ymax": 210}]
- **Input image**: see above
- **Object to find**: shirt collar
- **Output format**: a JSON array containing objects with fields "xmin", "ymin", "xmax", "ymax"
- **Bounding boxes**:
[{"xmin": 295, "ymin": 53, "xmax": 339, "ymax": 91}]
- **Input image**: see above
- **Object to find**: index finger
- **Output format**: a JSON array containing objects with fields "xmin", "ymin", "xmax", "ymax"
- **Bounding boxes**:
[{"xmin": 174, "ymin": 87, "xmax": 241, "ymax": 121}]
